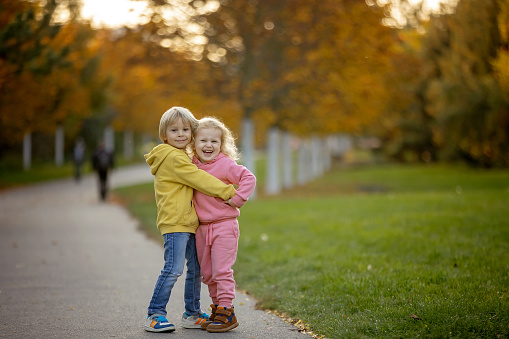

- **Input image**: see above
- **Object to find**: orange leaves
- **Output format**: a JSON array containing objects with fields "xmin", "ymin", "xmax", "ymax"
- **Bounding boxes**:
[{"xmin": 0, "ymin": 2, "xmax": 103, "ymax": 145}]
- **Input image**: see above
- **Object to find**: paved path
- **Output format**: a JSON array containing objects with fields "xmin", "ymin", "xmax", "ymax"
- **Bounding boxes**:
[{"xmin": 0, "ymin": 164, "xmax": 311, "ymax": 338}]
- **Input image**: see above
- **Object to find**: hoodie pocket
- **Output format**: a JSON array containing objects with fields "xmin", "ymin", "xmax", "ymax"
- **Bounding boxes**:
[
  {"xmin": 183, "ymin": 200, "xmax": 195, "ymax": 221},
  {"xmin": 231, "ymin": 219, "xmax": 240, "ymax": 238}
]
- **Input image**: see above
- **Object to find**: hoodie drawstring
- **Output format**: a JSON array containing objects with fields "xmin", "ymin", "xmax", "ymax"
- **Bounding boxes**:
[
  {"xmin": 206, "ymin": 222, "xmax": 214, "ymax": 246},
  {"xmin": 200, "ymin": 221, "xmax": 215, "ymax": 246},
  {"xmin": 200, "ymin": 218, "xmax": 236, "ymax": 246}
]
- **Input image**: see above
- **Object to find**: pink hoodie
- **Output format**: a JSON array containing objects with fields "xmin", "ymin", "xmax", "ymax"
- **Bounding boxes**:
[{"xmin": 192, "ymin": 153, "xmax": 256, "ymax": 224}]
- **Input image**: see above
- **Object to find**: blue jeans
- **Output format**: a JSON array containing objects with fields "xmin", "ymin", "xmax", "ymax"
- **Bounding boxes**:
[{"xmin": 148, "ymin": 232, "xmax": 202, "ymax": 316}]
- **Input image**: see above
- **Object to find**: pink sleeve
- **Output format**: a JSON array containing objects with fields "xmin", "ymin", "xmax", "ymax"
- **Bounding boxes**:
[{"xmin": 226, "ymin": 161, "xmax": 256, "ymax": 208}]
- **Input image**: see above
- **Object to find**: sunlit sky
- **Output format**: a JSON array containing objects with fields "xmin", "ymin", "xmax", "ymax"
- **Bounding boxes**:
[
  {"xmin": 81, "ymin": 0, "xmax": 446, "ymax": 29},
  {"xmin": 81, "ymin": 0, "xmax": 150, "ymax": 28}
]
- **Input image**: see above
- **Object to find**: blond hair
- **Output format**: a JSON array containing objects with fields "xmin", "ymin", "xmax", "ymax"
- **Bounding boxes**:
[
  {"xmin": 158, "ymin": 106, "xmax": 199, "ymax": 144},
  {"xmin": 193, "ymin": 117, "xmax": 239, "ymax": 161}
]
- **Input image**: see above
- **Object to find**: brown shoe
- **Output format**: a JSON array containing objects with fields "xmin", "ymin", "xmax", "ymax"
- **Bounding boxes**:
[
  {"xmin": 201, "ymin": 304, "xmax": 217, "ymax": 330},
  {"xmin": 206, "ymin": 306, "xmax": 238, "ymax": 333}
]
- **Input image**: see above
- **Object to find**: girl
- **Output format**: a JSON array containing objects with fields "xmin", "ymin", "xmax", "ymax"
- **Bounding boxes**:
[{"xmin": 191, "ymin": 117, "xmax": 256, "ymax": 333}]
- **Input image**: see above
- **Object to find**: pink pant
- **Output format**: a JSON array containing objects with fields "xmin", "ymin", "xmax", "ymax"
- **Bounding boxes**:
[{"xmin": 196, "ymin": 218, "xmax": 239, "ymax": 308}]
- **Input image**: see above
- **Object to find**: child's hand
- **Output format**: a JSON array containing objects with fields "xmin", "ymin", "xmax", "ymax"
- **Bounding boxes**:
[{"xmin": 224, "ymin": 198, "xmax": 239, "ymax": 208}]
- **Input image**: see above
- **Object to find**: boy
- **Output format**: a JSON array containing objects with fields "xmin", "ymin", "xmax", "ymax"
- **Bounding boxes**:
[{"xmin": 144, "ymin": 107, "xmax": 236, "ymax": 332}]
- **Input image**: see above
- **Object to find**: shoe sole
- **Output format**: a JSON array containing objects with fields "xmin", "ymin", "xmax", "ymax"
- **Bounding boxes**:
[
  {"xmin": 200, "ymin": 322, "xmax": 212, "ymax": 330},
  {"xmin": 144, "ymin": 326, "xmax": 176, "ymax": 333},
  {"xmin": 206, "ymin": 322, "xmax": 239, "ymax": 333},
  {"xmin": 182, "ymin": 319, "xmax": 208, "ymax": 329}
]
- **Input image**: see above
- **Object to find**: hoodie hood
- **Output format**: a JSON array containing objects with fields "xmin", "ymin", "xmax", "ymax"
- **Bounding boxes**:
[
  {"xmin": 192, "ymin": 152, "xmax": 227, "ymax": 167},
  {"xmin": 145, "ymin": 143, "xmax": 182, "ymax": 175}
]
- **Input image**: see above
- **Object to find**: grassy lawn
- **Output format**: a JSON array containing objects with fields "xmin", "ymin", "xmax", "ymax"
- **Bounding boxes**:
[
  {"xmin": 114, "ymin": 163, "xmax": 509, "ymax": 338},
  {"xmin": 0, "ymin": 158, "xmax": 142, "ymax": 190},
  {"xmin": 0, "ymin": 161, "xmax": 81, "ymax": 190}
]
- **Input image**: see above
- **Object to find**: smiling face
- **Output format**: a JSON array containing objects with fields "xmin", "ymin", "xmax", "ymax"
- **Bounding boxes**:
[
  {"xmin": 164, "ymin": 118, "xmax": 192, "ymax": 149},
  {"xmin": 194, "ymin": 127, "xmax": 222, "ymax": 163}
]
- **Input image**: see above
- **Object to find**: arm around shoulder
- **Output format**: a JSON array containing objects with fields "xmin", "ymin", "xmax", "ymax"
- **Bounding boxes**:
[{"xmin": 173, "ymin": 154, "xmax": 236, "ymax": 200}]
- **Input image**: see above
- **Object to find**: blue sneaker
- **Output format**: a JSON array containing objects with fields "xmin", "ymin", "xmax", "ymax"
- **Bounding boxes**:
[
  {"xmin": 145, "ymin": 314, "xmax": 175, "ymax": 332},
  {"xmin": 181, "ymin": 311, "xmax": 209, "ymax": 329}
]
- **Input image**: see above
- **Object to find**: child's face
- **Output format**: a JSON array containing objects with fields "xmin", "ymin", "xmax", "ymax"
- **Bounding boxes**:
[
  {"xmin": 164, "ymin": 118, "xmax": 192, "ymax": 149},
  {"xmin": 194, "ymin": 128, "xmax": 222, "ymax": 163}
]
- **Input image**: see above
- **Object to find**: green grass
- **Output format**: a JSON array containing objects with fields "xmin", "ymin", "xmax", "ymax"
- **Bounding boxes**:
[
  {"xmin": 0, "ymin": 161, "xmax": 81, "ymax": 189},
  {"xmin": 114, "ymin": 163, "xmax": 509, "ymax": 338},
  {"xmin": 113, "ymin": 183, "xmax": 161, "ymax": 242},
  {"xmin": 0, "ymin": 157, "xmax": 143, "ymax": 190}
]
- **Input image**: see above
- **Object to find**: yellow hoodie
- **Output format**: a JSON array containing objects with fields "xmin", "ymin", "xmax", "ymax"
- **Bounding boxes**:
[{"xmin": 145, "ymin": 143, "xmax": 236, "ymax": 235}]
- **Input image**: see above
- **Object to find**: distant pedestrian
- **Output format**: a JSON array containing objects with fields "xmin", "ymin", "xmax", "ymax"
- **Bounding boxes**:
[
  {"xmin": 191, "ymin": 117, "xmax": 256, "ymax": 333},
  {"xmin": 73, "ymin": 137, "xmax": 86, "ymax": 182},
  {"xmin": 91, "ymin": 141, "xmax": 113, "ymax": 201},
  {"xmin": 143, "ymin": 107, "xmax": 237, "ymax": 333}
]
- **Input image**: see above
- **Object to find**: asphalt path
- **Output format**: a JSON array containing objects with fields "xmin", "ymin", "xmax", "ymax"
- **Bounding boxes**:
[{"xmin": 0, "ymin": 164, "xmax": 312, "ymax": 338}]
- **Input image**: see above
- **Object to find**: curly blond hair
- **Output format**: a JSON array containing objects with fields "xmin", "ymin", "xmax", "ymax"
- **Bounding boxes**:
[{"xmin": 192, "ymin": 117, "xmax": 239, "ymax": 161}]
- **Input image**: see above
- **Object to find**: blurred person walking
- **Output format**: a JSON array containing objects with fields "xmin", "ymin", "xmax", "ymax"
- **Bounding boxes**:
[
  {"xmin": 92, "ymin": 141, "xmax": 114, "ymax": 201},
  {"xmin": 73, "ymin": 137, "xmax": 86, "ymax": 183}
]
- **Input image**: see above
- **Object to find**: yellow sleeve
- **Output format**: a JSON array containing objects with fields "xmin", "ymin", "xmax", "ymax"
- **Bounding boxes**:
[{"xmin": 172, "ymin": 154, "xmax": 236, "ymax": 200}]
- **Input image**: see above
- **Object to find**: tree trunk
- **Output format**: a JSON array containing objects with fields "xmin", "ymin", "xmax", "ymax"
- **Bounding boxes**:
[
  {"xmin": 123, "ymin": 130, "xmax": 134, "ymax": 160},
  {"xmin": 104, "ymin": 126, "xmax": 115, "ymax": 152},
  {"xmin": 265, "ymin": 127, "xmax": 281, "ymax": 195},
  {"xmin": 297, "ymin": 139, "xmax": 313, "ymax": 186},
  {"xmin": 55, "ymin": 125, "xmax": 64, "ymax": 167},
  {"xmin": 324, "ymin": 136, "xmax": 332, "ymax": 172},
  {"xmin": 311, "ymin": 136, "xmax": 321, "ymax": 179},
  {"xmin": 23, "ymin": 131, "xmax": 31, "ymax": 171},
  {"xmin": 241, "ymin": 118, "xmax": 256, "ymax": 199},
  {"xmin": 282, "ymin": 131, "xmax": 293, "ymax": 189},
  {"xmin": 142, "ymin": 133, "xmax": 152, "ymax": 151}
]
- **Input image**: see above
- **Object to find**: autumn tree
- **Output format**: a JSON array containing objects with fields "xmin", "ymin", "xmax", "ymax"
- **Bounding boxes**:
[
  {"xmin": 274, "ymin": 1, "xmax": 398, "ymax": 135},
  {"xmin": 375, "ymin": 26, "xmax": 434, "ymax": 163},
  {"xmin": 144, "ymin": 0, "xmax": 399, "ymax": 154},
  {"xmin": 0, "ymin": 0, "xmax": 71, "ymax": 148},
  {"xmin": 422, "ymin": 0, "xmax": 508, "ymax": 166},
  {"xmin": 0, "ymin": 0, "xmax": 108, "ymax": 168}
]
